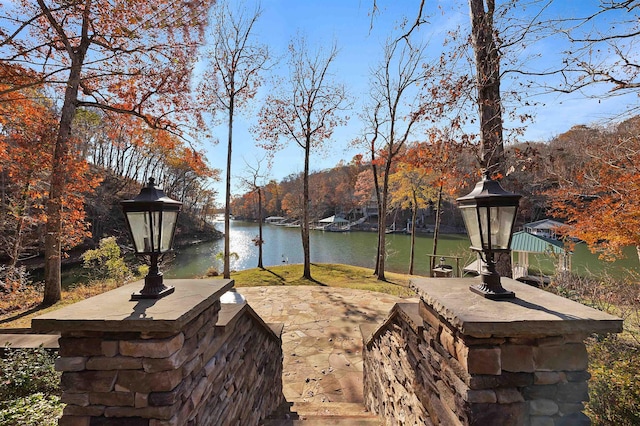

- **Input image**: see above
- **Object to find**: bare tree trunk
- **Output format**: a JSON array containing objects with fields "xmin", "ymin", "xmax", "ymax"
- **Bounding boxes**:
[
  {"xmin": 376, "ymin": 161, "xmax": 392, "ymax": 281},
  {"xmin": 8, "ymin": 182, "xmax": 31, "ymax": 273},
  {"xmin": 257, "ymin": 187, "xmax": 264, "ymax": 269},
  {"xmin": 224, "ymin": 97, "xmax": 234, "ymax": 279},
  {"xmin": 371, "ymin": 162, "xmax": 382, "ymax": 277},
  {"xmin": 431, "ymin": 182, "xmax": 444, "ymax": 272},
  {"xmin": 375, "ymin": 203, "xmax": 383, "ymax": 277},
  {"xmin": 408, "ymin": 191, "xmax": 418, "ymax": 275},
  {"xmin": 302, "ymin": 137, "xmax": 312, "ymax": 279},
  {"xmin": 42, "ymin": 30, "xmax": 90, "ymax": 305},
  {"xmin": 469, "ymin": 0, "xmax": 512, "ymax": 277},
  {"xmin": 469, "ymin": 0, "xmax": 504, "ymax": 177}
]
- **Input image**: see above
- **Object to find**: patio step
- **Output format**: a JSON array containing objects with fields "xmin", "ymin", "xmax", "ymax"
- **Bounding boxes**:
[{"xmin": 262, "ymin": 402, "xmax": 381, "ymax": 425}]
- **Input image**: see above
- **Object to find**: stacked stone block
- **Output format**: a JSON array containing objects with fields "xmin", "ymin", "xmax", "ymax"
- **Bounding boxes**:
[
  {"xmin": 31, "ymin": 280, "xmax": 285, "ymax": 426},
  {"xmin": 363, "ymin": 278, "xmax": 622, "ymax": 426},
  {"xmin": 363, "ymin": 308, "xmax": 432, "ymax": 426},
  {"xmin": 55, "ymin": 301, "xmax": 284, "ymax": 426}
]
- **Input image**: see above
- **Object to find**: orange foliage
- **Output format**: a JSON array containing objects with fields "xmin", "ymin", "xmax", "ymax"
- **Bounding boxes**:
[
  {"xmin": 0, "ymin": 86, "xmax": 101, "ymax": 249},
  {"xmin": 546, "ymin": 119, "xmax": 640, "ymax": 261},
  {"xmin": 400, "ymin": 132, "xmax": 470, "ymax": 196}
]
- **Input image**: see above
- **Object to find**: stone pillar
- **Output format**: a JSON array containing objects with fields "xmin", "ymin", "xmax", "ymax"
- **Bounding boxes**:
[
  {"xmin": 362, "ymin": 277, "xmax": 622, "ymax": 426},
  {"xmin": 32, "ymin": 279, "xmax": 284, "ymax": 426},
  {"xmin": 410, "ymin": 277, "xmax": 622, "ymax": 426}
]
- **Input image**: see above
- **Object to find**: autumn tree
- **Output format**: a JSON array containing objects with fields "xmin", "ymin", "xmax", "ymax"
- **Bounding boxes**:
[
  {"xmin": 353, "ymin": 169, "xmax": 377, "ymax": 214},
  {"xmin": 256, "ymin": 37, "xmax": 348, "ymax": 280},
  {"xmin": 0, "ymin": 91, "xmax": 56, "ymax": 287},
  {"xmin": 545, "ymin": 117, "xmax": 640, "ymax": 263},
  {"xmin": 402, "ymin": 131, "xmax": 469, "ymax": 272},
  {"xmin": 309, "ymin": 160, "xmax": 363, "ymax": 219},
  {"xmin": 163, "ymin": 145, "xmax": 217, "ymax": 211},
  {"xmin": 0, "ymin": 90, "xmax": 52, "ymax": 273},
  {"xmin": 388, "ymin": 158, "xmax": 434, "ymax": 275},
  {"xmin": 264, "ymin": 180, "xmax": 282, "ymax": 216},
  {"xmin": 0, "ymin": 82, "xmax": 102, "ymax": 292},
  {"xmin": 359, "ymin": 35, "xmax": 429, "ymax": 281},
  {"xmin": 200, "ymin": 0, "xmax": 270, "ymax": 279},
  {"xmin": 239, "ymin": 157, "xmax": 268, "ymax": 269},
  {"xmin": 0, "ymin": 0, "xmax": 213, "ymax": 305}
]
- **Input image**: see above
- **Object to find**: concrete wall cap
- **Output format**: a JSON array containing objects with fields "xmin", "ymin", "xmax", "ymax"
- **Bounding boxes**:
[
  {"xmin": 31, "ymin": 279, "xmax": 234, "ymax": 334},
  {"xmin": 410, "ymin": 277, "xmax": 622, "ymax": 338}
]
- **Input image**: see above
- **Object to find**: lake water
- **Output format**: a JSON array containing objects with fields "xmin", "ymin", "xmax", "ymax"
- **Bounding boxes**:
[
  {"xmin": 165, "ymin": 221, "xmax": 473, "ymax": 278},
  {"xmin": 165, "ymin": 221, "xmax": 640, "ymax": 279}
]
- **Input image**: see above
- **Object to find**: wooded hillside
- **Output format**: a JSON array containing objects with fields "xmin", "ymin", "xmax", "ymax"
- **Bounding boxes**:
[
  {"xmin": 231, "ymin": 116, "xmax": 640, "ymax": 262},
  {"xmin": 0, "ymin": 98, "xmax": 220, "ymax": 285}
]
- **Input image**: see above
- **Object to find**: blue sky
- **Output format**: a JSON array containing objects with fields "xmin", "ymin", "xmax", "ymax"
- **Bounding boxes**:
[{"xmin": 201, "ymin": 0, "xmax": 638, "ymax": 203}]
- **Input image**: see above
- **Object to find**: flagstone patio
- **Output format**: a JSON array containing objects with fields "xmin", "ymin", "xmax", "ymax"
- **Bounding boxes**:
[{"xmin": 237, "ymin": 286, "xmax": 419, "ymax": 404}]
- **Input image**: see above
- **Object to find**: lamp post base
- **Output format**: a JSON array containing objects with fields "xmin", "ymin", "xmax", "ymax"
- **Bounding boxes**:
[
  {"xmin": 130, "ymin": 273, "xmax": 175, "ymax": 300},
  {"xmin": 469, "ymin": 283, "xmax": 515, "ymax": 300},
  {"xmin": 131, "ymin": 285, "xmax": 175, "ymax": 300},
  {"xmin": 469, "ymin": 256, "xmax": 516, "ymax": 300}
]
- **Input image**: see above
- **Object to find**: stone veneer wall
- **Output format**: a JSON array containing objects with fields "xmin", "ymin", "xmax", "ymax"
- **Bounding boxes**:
[
  {"xmin": 363, "ymin": 305, "xmax": 432, "ymax": 425},
  {"xmin": 55, "ymin": 301, "xmax": 284, "ymax": 426},
  {"xmin": 363, "ymin": 278, "xmax": 622, "ymax": 426}
]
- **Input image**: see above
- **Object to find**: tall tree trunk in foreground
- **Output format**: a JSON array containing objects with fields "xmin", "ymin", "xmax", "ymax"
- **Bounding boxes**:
[
  {"xmin": 44, "ymin": 54, "xmax": 84, "ymax": 306},
  {"xmin": 301, "ymin": 139, "xmax": 312, "ymax": 279},
  {"xmin": 469, "ymin": 0, "xmax": 512, "ymax": 277},
  {"xmin": 200, "ymin": 2, "xmax": 269, "ymax": 279}
]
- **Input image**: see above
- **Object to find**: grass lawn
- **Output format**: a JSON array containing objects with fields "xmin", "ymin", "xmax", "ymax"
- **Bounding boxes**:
[
  {"xmin": 229, "ymin": 263, "xmax": 415, "ymax": 296},
  {"xmin": 0, "ymin": 263, "xmax": 416, "ymax": 329}
]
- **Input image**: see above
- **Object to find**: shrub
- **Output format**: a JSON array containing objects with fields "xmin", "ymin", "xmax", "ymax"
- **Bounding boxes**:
[
  {"xmin": 0, "ymin": 393, "xmax": 63, "ymax": 426},
  {"xmin": 547, "ymin": 271, "xmax": 640, "ymax": 424},
  {"xmin": 0, "ymin": 268, "xmax": 42, "ymax": 316},
  {"xmin": 585, "ymin": 336, "xmax": 640, "ymax": 425},
  {"xmin": 0, "ymin": 345, "xmax": 60, "ymax": 401},
  {"xmin": 82, "ymin": 237, "xmax": 132, "ymax": 282},
  {"xmin": 0, "ymin": 346, "xmax": 62, "ymax": 425},
  {"xmin": 137, "ymin": 264, "xmax": 149, "ymax": 278},
  {"xmin": 548, "ymin": 270, "xmax": 640, "ymax": 343},
  {"xmin": 0, "ymin": 265, "xmax": 31, "ymax": 294}
]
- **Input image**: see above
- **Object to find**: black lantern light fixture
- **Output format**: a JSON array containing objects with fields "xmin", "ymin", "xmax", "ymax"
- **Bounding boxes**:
[
  {"xmin": 456, "ymin": 172, "xmax": 521, "ymax": 299},
  {"xmin": 121, "ymin": 178, "xmax": 182, "ymax": 300}
]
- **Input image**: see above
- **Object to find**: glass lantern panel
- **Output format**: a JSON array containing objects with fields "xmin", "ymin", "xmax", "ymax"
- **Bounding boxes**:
[
  {"xmin": 479, "ymin": 207, "xmax": 490, "ymax": 250},
  {"xmin": 460, "ymin": 207, "xmax": 482, "ymax": 250},
  {"xmin": 126, "ymin": 211, "xmax": 157, "ymax": 253},
  {"xmin": 151, "ymin": 211, "xmax": 161, "ymax": 252},
  {"xmin": 160, "ymin": 211, "xmax": 178, "ymax": 252},
  {"xmin": 493, "ymin": 206, "xmax": 517, "ymax": 249},
  {"xmin": 480, "ymin": 206, "xmax": 517, "ymax": 250}
]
